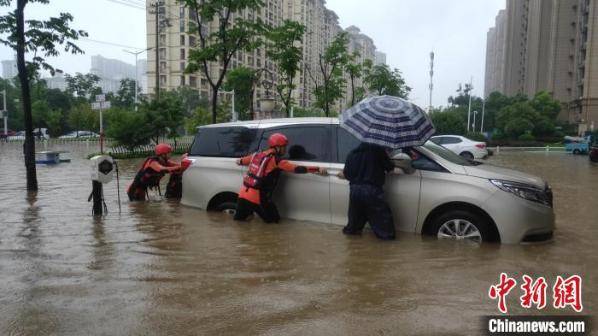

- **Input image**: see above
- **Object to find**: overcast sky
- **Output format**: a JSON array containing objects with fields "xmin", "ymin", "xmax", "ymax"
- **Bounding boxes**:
[{"xmin": 0, "ymin": 0, "xmax": 505, "ymax": 108}]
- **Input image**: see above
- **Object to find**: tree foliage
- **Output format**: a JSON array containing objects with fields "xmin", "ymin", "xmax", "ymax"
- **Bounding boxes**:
[
  {"xmin": 308, "ymin": 32, "xmax": 350, "ymax": 116},
  {"xmin": 65, "ymin": 72, "xmax": 101, "ymax": 100},
  {"xmin": 182, "ymin": 0, "xmax": 265, "ymax": 123},
  {"xmin": 364, "ymin": 63, "xmax": 411, "ymax": 98},
  {"xmin": 224, "ymin": 66, "xmax": 257, "ymax": 121},
  {"xmin": 265, "ymin": 20, "xmax": 305, "ymax": 116}
]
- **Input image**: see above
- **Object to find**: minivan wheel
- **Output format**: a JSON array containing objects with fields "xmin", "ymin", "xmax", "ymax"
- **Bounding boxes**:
[
  {"xmin": 460, "ymin": 152, "xmax": 474, "ymax": 160},
  {"xmin": 216, "ymin": 201, "xmax": 237, "ymax": 215},
  {"xmin": 430, "ymin": 210, "xmax": 497, "ymax": 243}
]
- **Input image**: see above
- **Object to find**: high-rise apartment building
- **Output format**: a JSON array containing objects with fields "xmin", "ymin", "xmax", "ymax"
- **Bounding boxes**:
[
  {"xmin": 375, "ymin": 51, "xmax": 387, "ymax": 65},
  {"xmin": 1, "ymin": 59, "xmax": 17, "ymax": 79},
  {"xmin": 147, "ymin": 0, "xmax": 382, "ymax": 114},
  {"xmin": 485, "ymin": 0, "xmax": 598, "ymax": 134}
]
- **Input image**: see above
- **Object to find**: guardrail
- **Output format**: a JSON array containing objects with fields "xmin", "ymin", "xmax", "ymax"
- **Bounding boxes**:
[{"xmin": 489, "ymin": 146, "xmax": 567, "ymax": 154}]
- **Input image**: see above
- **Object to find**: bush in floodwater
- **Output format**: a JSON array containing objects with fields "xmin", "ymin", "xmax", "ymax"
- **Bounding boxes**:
[{"xmin": 105, "ymin": 108, "xmax": 153, "ymax": 150}]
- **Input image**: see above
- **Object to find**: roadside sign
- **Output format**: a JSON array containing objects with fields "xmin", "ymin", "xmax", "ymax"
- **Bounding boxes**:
[
  {"xmin": 91, "ymin": 102, "xmax": 111, "ymax": 110},
  {"xmin": 96, "ymin": 94, "xmax": 106, "ymax": 102}
]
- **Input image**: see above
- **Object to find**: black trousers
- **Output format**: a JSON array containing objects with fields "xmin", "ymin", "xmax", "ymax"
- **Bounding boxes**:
[
  {"xmin": 343, "ymin": 184, "xmax": 396, "ymax": 240},
  {"xmin": 234, "ymin": 197, "xmax": 281, "ymax": 223}
]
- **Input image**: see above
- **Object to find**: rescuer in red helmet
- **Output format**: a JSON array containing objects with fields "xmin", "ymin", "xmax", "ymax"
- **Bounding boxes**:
[
  {"xmin": 127, "ymin": 143, "xmax": 183, "ymax": 201},
  {"xmin": 234, "ymin": 133, "xmax": 328, "ymax": 223}
]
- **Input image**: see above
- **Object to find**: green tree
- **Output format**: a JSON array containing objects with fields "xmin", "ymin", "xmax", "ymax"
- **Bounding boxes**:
[
  {"xmin": 429, "ymin": 107, "xmax": 467, "ymax": 135},
  {"xmin": 498, "ymin": 102, "xmax": 538, "ymax": 138},
  {"xmin": 68, "ymin": 103, "xmax": 96, "ymax": 135},
  {"xmin": 0, "ymin": 0, "xmax": 87, "ymax": 191},
  {"xmin": 105, "ymin": 108, "xmax": 152, "ymax": 150},
  {"xmin": 182, "ymin": 0, "xmax": 265, "ymax": 123},
  {"xmin": 112, "ymin": 78, "xmax": 137, "ymax": 109},
  {"xmin": 364, "ymin": 63, "xmax": 411, "ymax": 98},
  {"xmin": 174, "ymin": 86, "xmax": 207, "ymax": 117},
  {"xmin": 139, "ymin": 91, "xmax": 185, "ymax": 143},
  {"xmin": 65, "ymin": 72, "xmax": 101, "ymax": 101},
  {"xmin": 344, "ymin": 53, "xmax": 365, "ymax": 107},
  {"xmin": 185, "ymin": 104, "xmax": 231, "ymax": 133},
  {"xmin": 308, "ymin": 32, "xmax": 350, "ymax": 116},
  {"xmin": 224, "ymin": 66, "xmax": 257, "ymax": 120},
  {"xmin": 265, "ymin": 20, "xmax": 305, "ymax": 117}
]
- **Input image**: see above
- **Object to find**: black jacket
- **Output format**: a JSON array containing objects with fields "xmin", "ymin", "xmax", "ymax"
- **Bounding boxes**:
[{"xmin": 343, "ymin": 143, "xmax": 394, "ymax": 187}]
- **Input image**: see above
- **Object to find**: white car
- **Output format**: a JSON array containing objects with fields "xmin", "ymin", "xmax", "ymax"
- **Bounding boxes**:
[
  {"xmin": 430, "ymin": 135, "xmax": 488, "ymax": 160},
  {"xmin": 7, "ymin": 129, "xmax": 50, "ymax": 141},
  {"xmin": 59, "ymin": 131, "xmax": 99, "ymax": 139}
]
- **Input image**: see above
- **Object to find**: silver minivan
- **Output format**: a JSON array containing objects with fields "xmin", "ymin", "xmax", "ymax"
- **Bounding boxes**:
[{"xmin": 182, "ymin": 118, "xmax": 555, "ymax": 244}]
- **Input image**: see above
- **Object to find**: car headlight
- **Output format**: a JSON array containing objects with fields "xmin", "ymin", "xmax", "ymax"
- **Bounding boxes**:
[{"xmin": 490, "ymin": 179, "xmax": 553, "ymax": 207}]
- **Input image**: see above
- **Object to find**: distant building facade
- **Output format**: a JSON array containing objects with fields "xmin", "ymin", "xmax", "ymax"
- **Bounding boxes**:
[
  {"xmin": 485, "ymin": 0, "xmax": 598, "ymax": 134},
  {"xmin": 1, "ymin": 60, "xmax": 17, "ymax": 79},
  {"xmin": 146, "ymin": 0, "xmax": 384, "ymax": 115},
  {"xmin": 375, "ymin": 51, "xmax": 387, "ymax": 65}
]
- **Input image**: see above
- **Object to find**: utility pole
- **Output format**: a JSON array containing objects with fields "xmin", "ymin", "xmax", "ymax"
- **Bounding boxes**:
[
  {"xmin": 428, "ymin": 51, "xmax": 434, "ymax": 113},
  {"xmin": 149, "ymin": 1, "xmax": 168, "ymax": 102}
]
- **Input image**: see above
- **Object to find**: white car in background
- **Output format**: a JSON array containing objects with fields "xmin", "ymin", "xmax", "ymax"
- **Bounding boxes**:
[
  {"xmin": 431, "ymin": 135, "xmax": 488, "ymax": 160},
  {"xmin": 59, "ymin": 131, "xmax": 99, "ymax": 139}
]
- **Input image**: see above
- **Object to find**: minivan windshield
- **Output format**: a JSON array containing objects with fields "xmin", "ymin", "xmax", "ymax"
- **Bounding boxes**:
[{"xmin": 420, "ymin": 141, "xmax": 478, "ymax": 166}]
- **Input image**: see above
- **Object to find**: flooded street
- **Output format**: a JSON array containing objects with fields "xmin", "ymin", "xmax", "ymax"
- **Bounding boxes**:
[{"xmin": 1, "ymin": 143, "xmax": 597, "ymax": 335}]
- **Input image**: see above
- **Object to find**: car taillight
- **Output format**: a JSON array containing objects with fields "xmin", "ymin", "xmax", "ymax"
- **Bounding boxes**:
[
  {"xmin": 181, "ymin": 154, "xmax": 192, "ymax": 170},
  {"xmin": 475, "ymin": 143, "xmax": 486, "ymax": 149}
]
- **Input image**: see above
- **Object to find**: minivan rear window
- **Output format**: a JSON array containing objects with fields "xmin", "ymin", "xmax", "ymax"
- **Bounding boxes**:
[{"xmin": 189, "ymin": 127, "xmax": 257, "ymax": 157}]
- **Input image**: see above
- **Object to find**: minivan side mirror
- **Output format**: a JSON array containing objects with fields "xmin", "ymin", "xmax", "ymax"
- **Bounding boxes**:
[{"xmin": 392, "ymin": 153, "xmax": 415, "ymax": 174}]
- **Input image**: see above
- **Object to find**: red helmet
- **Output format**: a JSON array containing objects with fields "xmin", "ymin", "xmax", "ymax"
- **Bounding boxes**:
[
  {"xmin": 155, "ymin": 143, "xmax": 173, "ymax": 156},
  {"xmin": 268, "ymin": 133, "xmax": 288, "ymax": 147}
]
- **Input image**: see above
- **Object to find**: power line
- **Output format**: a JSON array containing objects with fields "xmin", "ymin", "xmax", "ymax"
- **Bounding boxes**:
[
  {"xmin": 80, "ymin": 37, "xmax": 145, "ymax": 50},
  {"xmin": 103, "ymin": 0, "xmax": 145, "ymax": 10}
]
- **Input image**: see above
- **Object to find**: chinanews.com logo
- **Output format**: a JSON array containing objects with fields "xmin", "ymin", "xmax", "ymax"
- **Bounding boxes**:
[{"xmin": 484, "ymin": 273, "xmax": 590, "ymax": 335}]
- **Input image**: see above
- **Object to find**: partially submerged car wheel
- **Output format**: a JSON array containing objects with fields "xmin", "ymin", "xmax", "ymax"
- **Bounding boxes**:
[
  {"xmin": 216, "ymin": 201, "xmax": 237, "ymax": 215},
  {"xmin": 431, "ymin": 209, "xmax": 499, "ymax": 243}
]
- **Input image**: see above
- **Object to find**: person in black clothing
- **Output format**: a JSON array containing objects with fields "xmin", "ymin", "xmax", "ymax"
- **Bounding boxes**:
[{"xmin": 340, "ymin": 143, "xmax": 396, "ymax": 240}]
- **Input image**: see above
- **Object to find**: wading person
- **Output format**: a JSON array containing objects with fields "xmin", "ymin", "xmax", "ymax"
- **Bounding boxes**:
[
  {"xmin": 234, "ymin": 133, "xmax": 327, "ymax": 223},
  {"xmin": 127, "ymin": 143, "xmax": 182, "ymax": 201},
  {"xmin": 341, "ymin": 142, "xmax": 396, "ymax": 240}
]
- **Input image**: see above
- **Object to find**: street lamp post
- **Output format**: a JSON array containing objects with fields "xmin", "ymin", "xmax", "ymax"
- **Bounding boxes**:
[
  {"xmin": 480, "ymin": 99, "xmax": 486, "ymax": 133},
  {"xmin": 124, "ymin": 47, "xmax": 153, "ymax": 110},
  {"xmin": 219, "ymin": 89, "xmax": 236, "ymax": 121},
  {"xmin": 473, "ymin": 110, "xmax": 478, "ymax": 132},
  {"xmin": 1, "ymin": 89, "xmax": 7, "ymax": 136}
]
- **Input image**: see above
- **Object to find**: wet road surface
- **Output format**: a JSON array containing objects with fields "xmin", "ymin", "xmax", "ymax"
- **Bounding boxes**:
[{"xmin": 0, "ymin": 143, "xmax": 597, "ymax": 335}]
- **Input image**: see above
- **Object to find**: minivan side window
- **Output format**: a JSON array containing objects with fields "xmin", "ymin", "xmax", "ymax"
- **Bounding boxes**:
[
  {"xmin": 190, "ymin": 126, "xmax": 257, "ymax": 157},
  {"xmin": 260, "ymin": 126, "xmax": 331, "ymax": 162},
  {"xmin": 337, "ymin": 127, "xmax": 361, "ymax": 163}
]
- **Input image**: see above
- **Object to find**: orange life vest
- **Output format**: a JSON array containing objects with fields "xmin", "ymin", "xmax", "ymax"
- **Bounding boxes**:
[{"xmin": 243, "ymin": 151, "xmax": 274, "ymax": 189}]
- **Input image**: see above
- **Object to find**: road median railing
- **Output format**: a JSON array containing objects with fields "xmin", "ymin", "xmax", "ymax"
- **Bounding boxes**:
[{"xmin": 489, "ymin": 146, "xmax": 566, "ymax": 154}]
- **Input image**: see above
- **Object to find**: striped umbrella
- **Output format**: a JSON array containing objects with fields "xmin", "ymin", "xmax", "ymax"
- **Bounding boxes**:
[{"xmin": 340, "ymin": 95, "xmax": 436, "ymax": 149}]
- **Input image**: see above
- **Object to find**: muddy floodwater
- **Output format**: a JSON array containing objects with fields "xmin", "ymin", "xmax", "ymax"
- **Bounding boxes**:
[{"xmin": 0, "ymin": 142, "xmax": 597, "ymax": 335}]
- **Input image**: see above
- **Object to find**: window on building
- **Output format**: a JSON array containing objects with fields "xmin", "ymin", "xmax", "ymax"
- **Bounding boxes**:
[
  {"xmin": 180, "ymin": 20, "xmax": 185, "ymax": 33},
  {"xmin": 189, "ymin": 76, "xmax": 197, "ymax": 87},
  {"xmin": 189, "ymin": 36, "xmax": 197, "ymax": 47},
  {"xmin": 160, "ymin": 61, "xmax": 167, "ymax": 71},
  {"xmin": 180, "ymin": 48, "xmax": 186, "ymax": 59},
  {"xmin": 180, "ymin": 35, "xmax": 185, "ymax": 45},
  {"xmin": 180, "ymin": 62, "xmax": 185, "ymax": 72},
  {"xmin": 159, "ymin": 48, "xmax": 166, "ymax": 60},
  {"xmin": 159, "ymin": 34, "xmax": 166, "ymax": 45},
  {"xmin": 180, "ymin": 76, "xmax": 185, "ymax": 86},
  {"xmin": 160, "ymin": 75, "xmax": 167, "ymax": 86}
]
